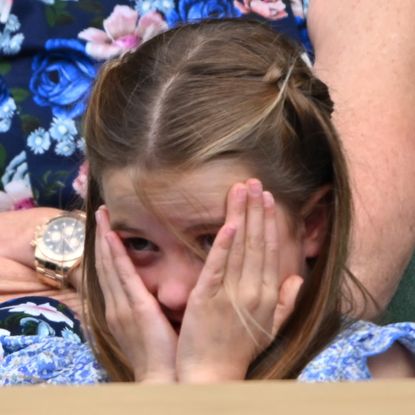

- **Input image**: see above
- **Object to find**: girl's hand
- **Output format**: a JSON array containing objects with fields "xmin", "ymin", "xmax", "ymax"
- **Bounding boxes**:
[
  {"xmin": 95, "ymin": 206, "xmax": 177, "ymax": 383},
  {"xmin": 176, "ymin": 180, "xmax": 303, "ymax": 383}
]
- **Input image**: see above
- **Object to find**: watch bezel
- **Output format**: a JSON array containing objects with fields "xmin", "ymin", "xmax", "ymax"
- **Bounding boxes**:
[{"xmin": 36, "ymin": 213, "xmax": 86, "ymax": 263}]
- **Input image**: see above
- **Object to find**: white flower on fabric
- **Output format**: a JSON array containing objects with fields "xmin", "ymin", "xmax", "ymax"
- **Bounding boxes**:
[
  {"xmin": 0, "ymin": 179, "xmax": 35, "ymax": 211},
  {"xmin": 49, "ymin": 117, "xmax": 77, "ymax": 142},
  {"xmin": 55, "ymin": 139, "xmax": 76, "ymax": 157},
  {"xmin": 0, "ymin": 96, "xmax": 16, "ymax": 118},
  {"xmin": 0, "ymin": 116, "xmax": 11, "ymax": 132},
  {"xmin": 0, "ymin": 13, "xmax": 24, "ymax": 55},
  {"xmin": 27, "ymin": 128, "xmax": 51, "ymax": 154},
  {"xmin": 4, "ymin": 13, "xmax": 20, "ymax": 31},
  {"xmin": 61, "ymin": 327, "xmax": 81, "ymax": 344},
  {"xmin": 0, "ymin": 95, "xmax": 16, "ymax": 133},
  {"xmin": 76, "ymin": 137, "xmax": 86, "ymax": 153},
  {"xmin": 2, "ymin": 32, "xmax": 24, "ymax": 54},
  {"xmin": 1, "ymin": 150, "xmax": 29, "ymax": 187},
  {"xmin": 0, "ymin": 328, "xmax": 11, "ymax": 336},
  {"xmin": 134, "ymin": 0, "xmax": 174, "ymax": 14},
  {"xmin": 3, "ymin": 301, "xmax": 74, "ymax": 328}
]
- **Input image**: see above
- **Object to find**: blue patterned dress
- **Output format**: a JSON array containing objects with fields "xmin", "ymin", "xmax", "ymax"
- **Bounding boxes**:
[
  {"xmin": 0, "ymin": 296, "xmax": 414, "ymax": 384},
  {"xmin": 0, "ymin": 0, "xmax": 311, "ymax": 211}
]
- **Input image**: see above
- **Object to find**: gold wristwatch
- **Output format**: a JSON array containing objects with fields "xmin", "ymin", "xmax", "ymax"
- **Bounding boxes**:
[{"xmin": 33, "ymin": 211, "xmax": 86, "ymax": 289}]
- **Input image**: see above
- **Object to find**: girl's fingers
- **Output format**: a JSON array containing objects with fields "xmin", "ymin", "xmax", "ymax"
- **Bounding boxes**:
[
  {"xmin": 105, "ymin": 230, "xmax": 153, "ymax": 308},
  {"xmin": 195, "ymin": 224, "xmax": 236, "ymax": 296},
  {"xmin": 222, "ymin": 183, "xmax": 247, "ymax": 286},
  {"xmin": 239, "ymin": 179, "xmax": 265, "ymax": 291},
  {"xmin": 272, "ymin": 275, "xmax": 303, "ymax": 336},
  {"xmin": 95, "ymin": 207, "xmax": 125, "ymax": 306},
  {"xmin": 94, "ymin": 208, "xmax": 115, "ymax": 309},
  {"xmin": 262, "ymin": 191, "xmax": 280, "ymax": 289}
]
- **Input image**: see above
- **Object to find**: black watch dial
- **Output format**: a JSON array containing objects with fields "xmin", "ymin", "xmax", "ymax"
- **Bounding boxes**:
[{"xmin": 42, "ymin": 216, "xmax": 85, "ymax": 261}]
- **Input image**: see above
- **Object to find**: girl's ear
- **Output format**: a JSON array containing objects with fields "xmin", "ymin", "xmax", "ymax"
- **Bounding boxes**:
[{"xmin": 300, "ymin": 186, "xmax": 331, "ymax": 258}]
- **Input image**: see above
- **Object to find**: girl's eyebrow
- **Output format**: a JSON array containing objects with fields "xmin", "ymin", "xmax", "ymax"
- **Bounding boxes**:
[
  {"xmin": 110, "ymin": 218, "xmax": 224, "ymax": 234},
  {"xmin": 110, "ymin": 221, "xmax": 144, "ymax": 233},
  {"xmin": 184, "ymin": 220, "xmax": 224, "ymax": 233}
]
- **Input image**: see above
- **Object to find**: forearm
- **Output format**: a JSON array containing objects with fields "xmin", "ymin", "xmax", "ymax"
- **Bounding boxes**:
[
  {"xmin": 0, "ymin": 207, "xmax": 62, "ymax": 268},
  {"xmin": 0, "ymin": 208, "xmax": 82, "ymax": 296},
  {"xmin": 309, "ymin": 0, "xmax": 415, "ymax": 315},
  {"xmin": 0, "ymin": 257, "xmax": 82, "ymax": 316}
]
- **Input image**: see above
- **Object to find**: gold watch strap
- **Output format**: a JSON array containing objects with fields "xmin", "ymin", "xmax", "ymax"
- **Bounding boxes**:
[
  {"xmin": 35, "ymin": 261, "xmax": 69, "ymax": 289},
  {"xmin": 34, "ymin": 210, "xmax": 85, "ymax": 289}
]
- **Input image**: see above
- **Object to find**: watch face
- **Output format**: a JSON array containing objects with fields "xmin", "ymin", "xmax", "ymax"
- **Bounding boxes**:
[{"xmin": 39, "ymin": 216, "xmax": 85, "ymax": 262}]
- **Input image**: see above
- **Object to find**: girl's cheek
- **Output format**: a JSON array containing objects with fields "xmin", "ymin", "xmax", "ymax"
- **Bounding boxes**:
[{"xmin": 132, "ymin": 263, "xmax": 159, "ymax": 295}]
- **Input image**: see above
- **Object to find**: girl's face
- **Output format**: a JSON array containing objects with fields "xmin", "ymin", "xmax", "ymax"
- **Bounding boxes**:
[{"xmin": 101, "ymin": 160, "xmax": 313, "ymax": 327}]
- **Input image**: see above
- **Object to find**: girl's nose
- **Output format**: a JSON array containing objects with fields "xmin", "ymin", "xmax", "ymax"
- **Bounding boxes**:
[{"xmin": 156, "ymin": 257, "xmax": 201, "ymax": 312}]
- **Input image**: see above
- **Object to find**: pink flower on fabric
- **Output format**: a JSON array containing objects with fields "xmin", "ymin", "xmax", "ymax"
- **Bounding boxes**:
[
  {"xmin": 78, "ymin": 5, "xmax": 168, "ymax": 61},
  {"xmin": 1, "ymin": 301, "xmax": 74, "ymax": 328},
  {"xmin": 0, "ymin": 0, "xmax": 13, "ymax": 24},
  {"xmin": 0, "ymin": 179, "xmax": 35, "ymax": 212},
  {"xmin": 72, "ymin": 160, "xmax": 89, "ymax": 199},
  {"xmin": 233, "ymin": 0, "xmax": 287, "ymax": 21}
]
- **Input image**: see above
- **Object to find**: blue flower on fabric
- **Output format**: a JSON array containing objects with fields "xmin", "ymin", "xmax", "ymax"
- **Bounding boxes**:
[
  {"xmin": 0, "ymin": 76, "xmax": 16, "ymax": 133},
  {"xmin": 165, "ymin": 0, "xmax": 241, "ymax": 27},
  {"xmin": 27, "ymin": 128, "xmax": 51, "ymax": 155},
  {"xmin": 29, "ymin": 39, "xmax": 97, "ymax": 119},
  {"xmin": 20, "ymin": 318, "xmax": 56, "ymax": 337},
  {"xmin": 134, "ymin": 0, "xmax": 174, "ymax": 15},
  {"xmin": 55, "ymin": 140, "xmax": 77, "ymax": 157},
  {"xmin": 49, "ymin": 117, "xmax": 77, "ymax": 142}
]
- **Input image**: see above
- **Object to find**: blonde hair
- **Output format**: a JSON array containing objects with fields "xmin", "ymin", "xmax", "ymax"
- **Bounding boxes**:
[{"xmin": 83, "ymin": 19, "xmax": 353, "ymax": 381}]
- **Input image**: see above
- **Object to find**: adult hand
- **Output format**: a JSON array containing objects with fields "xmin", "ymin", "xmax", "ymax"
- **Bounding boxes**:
[
  {"xmin": 95, "ymin": 206, "xmax": 177, "ymax": 383},
  {"xmin": 176, "ymin": 180, "xmax": 303, "ymax": 383}
]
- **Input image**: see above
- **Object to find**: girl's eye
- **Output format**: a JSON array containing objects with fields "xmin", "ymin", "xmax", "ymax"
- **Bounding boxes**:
[
  {"xmin": 197, "ymin": 233, "xmax": 216, "ymax": 252},
  {"xmin": 123, "ymin": 237, "xmax": 158, "ymax": 252}
]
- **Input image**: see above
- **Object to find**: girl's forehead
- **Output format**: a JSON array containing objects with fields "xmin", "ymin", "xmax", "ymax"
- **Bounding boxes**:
[{"xmin": 102, "ymin": 160, "xmax": 253, "ymax": 223}]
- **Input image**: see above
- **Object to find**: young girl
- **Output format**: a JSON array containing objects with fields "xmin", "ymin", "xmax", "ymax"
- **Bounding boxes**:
[{"xmin": 1, "ymin": 19, "xmax": 414, "ymax": 384}]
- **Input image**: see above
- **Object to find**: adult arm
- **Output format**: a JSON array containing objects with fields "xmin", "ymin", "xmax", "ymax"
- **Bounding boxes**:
[
  {"xmin": 308, "ymin": 0, "xmax": 415, "ymax": 317},
  {"xmin": 0, "ymin": 208, "xmax": 83, "ymax": 315}
]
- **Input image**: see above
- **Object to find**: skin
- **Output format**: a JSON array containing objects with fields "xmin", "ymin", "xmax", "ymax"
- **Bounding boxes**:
[
  {"xmin": 0, "ymin": 208, "xmax": 82, "ymax": 315},
  {"xmin": 97, "ymin": 161, "xmax": 308, "ymax": 382},
  {"xmin": 2, "ymin": 1, "xmax": 415, "ymax": 321},
  {"xmin": 308, "ymin": 0, "xmax": 415, "ymax": 316},
  {"xmin": 97, "ymin": 161, "xmax": 415, "ymax": 381}
]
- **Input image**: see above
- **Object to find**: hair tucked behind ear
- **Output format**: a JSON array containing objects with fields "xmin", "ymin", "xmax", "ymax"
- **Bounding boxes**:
[{"xmin": 83, "ymin": 19, "xmax": 357, "ymax": 381}]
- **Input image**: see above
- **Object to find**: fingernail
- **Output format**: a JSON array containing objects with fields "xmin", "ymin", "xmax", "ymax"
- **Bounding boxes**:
[
  {"xmin": 95, "ymin": 209, "xmax": 101, "ymax": 224},
  {"xmin": 224, "ymin": 225, "xmax": 236, "ymax": 238},
  {"xmin": 236, "ymin": 185, "xmax": 247, "ymax": 201},
  {"xmin": 248, "ymin": 179, "xmax": 262, "ymax": 196},
  {"xmin": 263, "ymin": 191, "xmax": 274, "ymax": 208}
]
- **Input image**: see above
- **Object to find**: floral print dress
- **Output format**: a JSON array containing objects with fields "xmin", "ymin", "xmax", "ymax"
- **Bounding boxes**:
[
  {"xmin": 0, "ymin": 0, "xmax": 310, "ymax": 210},
  {"xmin": 1, "ymin": 296, "xmax": 415, "ymax": 384}
]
